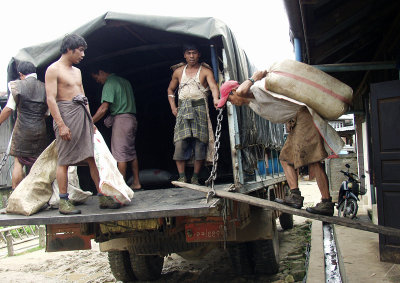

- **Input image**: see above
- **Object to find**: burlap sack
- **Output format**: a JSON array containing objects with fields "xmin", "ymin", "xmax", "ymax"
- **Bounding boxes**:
[
  {"xmin": 6, "ymin": 141, "xmax": 57, "ymax": 216},
  {"xmin": 93, "ymin": 131, "xmax": 134, "ymax": 204},
  {"xmin": 265, "ymin": 59, "xmax": 353, "ymax": 120}
]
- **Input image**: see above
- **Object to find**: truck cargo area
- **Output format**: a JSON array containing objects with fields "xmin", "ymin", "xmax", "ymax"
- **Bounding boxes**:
[{"xmin": 0, "ymin": 187, "xmax": 220, "ymax": 226}]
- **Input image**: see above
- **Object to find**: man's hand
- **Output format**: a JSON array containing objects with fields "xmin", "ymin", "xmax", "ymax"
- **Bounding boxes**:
[
  {"xmin": 252, "ymin": 70, "xmax": 268, "ymax": 82},
  {"xmin": 213, "ymin": 97, "xmax": 220, "ymax": 109},
  {"xmin": 59, "ymin": 124, "xmax": 71, "ymax": 141},
  {"xmin": 172, "ymin": 107, "xmax": 178, "ymax": 117}
]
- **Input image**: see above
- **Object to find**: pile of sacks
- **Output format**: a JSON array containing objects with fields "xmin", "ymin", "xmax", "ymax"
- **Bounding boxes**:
[{"xmin": 6, "ymin": 131, "xmax": 133, "ymax": 216}]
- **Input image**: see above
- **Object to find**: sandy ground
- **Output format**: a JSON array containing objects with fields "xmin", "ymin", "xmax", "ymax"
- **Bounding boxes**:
[{"xmin": 0, "ymin": 180, "xmax": 320, "ymax": 283}]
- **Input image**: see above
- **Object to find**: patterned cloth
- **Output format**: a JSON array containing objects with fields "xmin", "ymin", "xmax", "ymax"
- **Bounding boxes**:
[
  {"xmin": 54, "ymin": 94, "xmax": 94, "ymax": 166},
  {"xmin": 173, "ymin": 99, "xmax": 208, "ymax": 144}
]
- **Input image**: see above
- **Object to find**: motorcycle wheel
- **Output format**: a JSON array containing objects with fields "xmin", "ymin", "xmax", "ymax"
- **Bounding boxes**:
[{"xmin": 338, "ymin": 198, "xmax": 358, "ymax": 219}]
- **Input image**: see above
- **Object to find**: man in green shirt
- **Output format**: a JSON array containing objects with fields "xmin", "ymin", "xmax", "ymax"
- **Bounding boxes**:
[{"xmin": 92, "ymin": 68, "xmax": 141, "ymax": 190}]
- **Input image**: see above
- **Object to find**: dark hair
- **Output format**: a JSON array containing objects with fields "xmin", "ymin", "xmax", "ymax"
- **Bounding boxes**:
[
  {"xmin": 183, "ymin": 43, "xmax": 199, "ymax": 53},
  {"xmin": 17, "ymin": 61, "xmax": 36, "ymax": 75},
  {"xmin": 87, "ymin": 63, "xmax": 113, "ymax": 75},
  {"xmin": 60, "ymin": 34, "xmax": 87, "ymax": 54}
]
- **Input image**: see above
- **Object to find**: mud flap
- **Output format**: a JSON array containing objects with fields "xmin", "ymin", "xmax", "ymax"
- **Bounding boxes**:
[{"xmin": 46, "ymin": 223, "xmax": 94, "ymax": 252}]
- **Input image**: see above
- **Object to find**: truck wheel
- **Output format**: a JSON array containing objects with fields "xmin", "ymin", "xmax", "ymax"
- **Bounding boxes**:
[
  {"xmin": 227, "ymin": 242, "xmax": 253, "ymax": 275},
  {"xmin": 108, "ymin": 251, "xmax": 136, "ymax": 282},
  {"xmin": 250, "ymin": 219, "xmax": 280, "ymax": 274},
  {"xmin": 278, "ymin": 184, "xmax": 294, "ymax": 230},
  {"xmin": 279, "ymin": 213, "xmax": 294, "ymax": 230},
  {"xmin": 129, "ymin": 253, "xmax": 164, "ymax": 281}
]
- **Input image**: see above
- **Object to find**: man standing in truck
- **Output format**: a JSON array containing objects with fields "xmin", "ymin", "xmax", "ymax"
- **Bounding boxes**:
[
  {"xmin": 91, "ymin": 67, "xmax": 141, "ymax": 191},
  {"xmin": 0, "ymin": 61, "xmax": 49, "ymax": 189},
  {"xmin": 167, "ymin": 44, "xmax": 220, "ymax": 185},
  {"xmin": 45, "ymin": 34, "xmax": 121, "ymax": 215},
  {"xmin": 217, "ymin": 70, "xmax": 343, "ymax": 216}
]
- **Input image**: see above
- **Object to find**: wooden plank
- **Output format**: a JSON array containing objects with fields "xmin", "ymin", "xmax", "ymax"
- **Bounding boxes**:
[{"xmin": 172, "ymin": 181, "xmax": 400, "ymax": 238}]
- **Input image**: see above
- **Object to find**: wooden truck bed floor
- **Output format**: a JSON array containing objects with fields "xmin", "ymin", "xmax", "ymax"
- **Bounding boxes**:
[{"xmin": 0, "ymin": 187, "xmax": 220, "ymax": 226}]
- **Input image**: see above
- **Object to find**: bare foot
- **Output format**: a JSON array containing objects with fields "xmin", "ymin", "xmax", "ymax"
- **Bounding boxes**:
[{"xmin": 130, "ymin": 183, "xmax": 142, "ymax": 191}]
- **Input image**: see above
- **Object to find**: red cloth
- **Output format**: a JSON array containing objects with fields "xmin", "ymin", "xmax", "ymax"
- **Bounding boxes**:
[{"xmin": 217, "ymin": 80, "xmax": 240, "ymax": 108}]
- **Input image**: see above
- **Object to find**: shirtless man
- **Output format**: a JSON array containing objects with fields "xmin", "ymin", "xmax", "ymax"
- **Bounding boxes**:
[
  {"xmin": 46, "ymin": 34, "xmax": 120, "ymax": 215},
  {"xmin": 167, "ymin": 43, "xmax": 219, "ymax": 185}
]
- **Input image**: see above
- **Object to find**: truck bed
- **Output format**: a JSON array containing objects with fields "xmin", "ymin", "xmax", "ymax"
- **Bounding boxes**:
[{"xmin": 0, "ymin": 187, "xmax": 220, "ymax": 226}]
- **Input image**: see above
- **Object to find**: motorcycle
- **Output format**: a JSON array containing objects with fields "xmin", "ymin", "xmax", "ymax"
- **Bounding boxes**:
[{"xmin": 337, "ymin": 164, "xmax": 366, "ymax": 219}]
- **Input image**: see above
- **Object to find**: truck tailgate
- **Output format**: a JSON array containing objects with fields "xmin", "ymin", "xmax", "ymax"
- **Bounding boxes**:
[{"xmin": 0, "ymin": 187, "xmax": 220, "ymax": 226}]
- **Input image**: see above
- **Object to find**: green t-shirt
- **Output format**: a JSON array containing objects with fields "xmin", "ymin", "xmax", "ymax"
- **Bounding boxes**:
[{"xmin": 101, "ymin": 74, "xmax": 137, "ymax": 115}]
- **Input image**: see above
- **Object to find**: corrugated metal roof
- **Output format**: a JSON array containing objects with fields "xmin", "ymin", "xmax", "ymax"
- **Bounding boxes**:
[{"xmin": 283, "ymin": 0, "xmax": 400, "ymax": 104}]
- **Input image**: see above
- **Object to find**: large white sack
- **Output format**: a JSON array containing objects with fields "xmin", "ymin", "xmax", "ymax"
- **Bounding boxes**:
[
  {"xmin": 6, "ymin": 141, "xmax": 57, "ymax": 216},
  {"xmin": 49, "ymin": 166, "xmax": 92, "ymax": 208},
  {"xmin": 93, "ymin": 131, "xmax": 134, "ymax": 204},
  {"xmin": 265, "ymin": 59, "xmax": 353, "ymax": 120}
]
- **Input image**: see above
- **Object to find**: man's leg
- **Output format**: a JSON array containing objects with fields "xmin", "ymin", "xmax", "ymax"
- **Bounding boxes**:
[
  {"xmin": 191, "ymin": 160, "xmax": 204, "ymax": 185},
  {"xmin": 57, "ymin": 165, "xmax": 81, "ymax": 215},
  {"xmin": 176, "ymin": 160, "xmax": 186, "ymax": 182},
  {"xmin": 281, "ymin": 160, "xmax": 299, "ymax": 189},
  {"xmin": 275, "ymin": 160, "xmax": 304, "ymax": 209},
  {"xmin": 309, "ymin": 162, "xmax": 330, "ymax": 199},
  {"xmin": 117, "ymin": 161, "xmax": 128, "ymax": 180},
  {"xmin": 131, "ymin": 158, "xmax": 141, "ymax": 190},
  {"xmin": 57, "ymin": 165, "xmax": 69, "ymax": 195},
  {"xmin": 173, "ymin": 140, "xmax": 188, "ymax": 182},
  {"xmin": 87, "ymin": 157, "xmax": 121, "ymax": 209},
  {"xmin": 86, "ymin": 157, "xmax": 100, "ymax": 192},
  {"xmin": 306, "ymin": 162, "xmax": 334, "ymax": 216},
  {"xmin": 11, "ymin": 158, "xmax": 25, "ymax": 189}
]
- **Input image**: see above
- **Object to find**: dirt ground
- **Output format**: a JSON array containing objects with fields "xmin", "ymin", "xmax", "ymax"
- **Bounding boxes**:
[{"xmin": 0, "ymin": 180, "xmax": 319, "ymax": 283}]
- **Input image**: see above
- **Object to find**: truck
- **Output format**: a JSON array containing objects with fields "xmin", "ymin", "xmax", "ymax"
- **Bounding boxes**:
[{"xmin": 0, "ymin": 12, "xmax": 292, "ymax": 281}]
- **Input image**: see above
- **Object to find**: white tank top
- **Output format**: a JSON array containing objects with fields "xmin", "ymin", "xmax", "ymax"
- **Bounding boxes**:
[{"xmin": 178, "ymin": 65, "xmax": 209, "ymax": 100}]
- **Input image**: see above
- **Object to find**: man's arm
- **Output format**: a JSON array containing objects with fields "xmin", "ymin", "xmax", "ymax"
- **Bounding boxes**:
[
  {"xmin": 236, "ymin": 70, "xmax": 268, "ymax": 98},
  {"xmin": 92, "ymin": 102, "xmax": 109, "ymax": 123},
  {"xmin": 205, "ymin": 69, "xmax": 220, "ymax": 108},
  {"xmin": 167, "ymin": 71, "xmax": 179, "ymax": 117},
  {"xmin": 0, "ymin": 107, "xmax": 12, "ymax": 126},
  {"xmin": 45, "ymin": 66, "xmax": 71, "ymax": 141}
]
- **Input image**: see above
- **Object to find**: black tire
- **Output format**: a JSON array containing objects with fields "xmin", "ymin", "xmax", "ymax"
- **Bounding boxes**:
[
  {"xmin": 279, "ymin": 213, "xmax": 294, "ymax": 230},
  {"xmin": 338, "ymin": 198, "xmax": 358, "ymax": 219},
  {"xmin": 129, "ymin": 253, "xmax": 164, "ymax": 281},
  {"xmin": 279, "ymin": 184, "xmax": 294, "ymax": 230},
  {"xmin": 227, "ymin": 242, "xmax": 253, "ymax": 275},
  {"xmin": 250, "ymin": 219, "xmax": 280, "ymax": 275},
  {"xmin": 108, "ymin": 251, "xmax": 136, "ymax": 282}
]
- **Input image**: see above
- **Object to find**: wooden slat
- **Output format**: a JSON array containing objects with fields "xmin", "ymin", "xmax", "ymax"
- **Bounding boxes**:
[{"xmin": 172, "ymin": 181, "xmax": 400, "ymax": 238}]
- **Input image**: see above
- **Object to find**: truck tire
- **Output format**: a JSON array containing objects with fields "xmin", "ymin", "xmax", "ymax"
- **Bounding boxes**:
[
  {"xmin": 227, "ymin": 242, "xmax": 253, "ymax": 275},
  {"xmin": 279, "ymin": 184, "xmax": 294, "ymax": 230},
  {"xmin": 250, "ymin": 219, "xmax": 280, "ymax": 275},
  {"xmin": 129, "ymin": 253, "xmax": 164, "ymax": 281},
  {"xmin": 279, "ymin": 213, "xmax": 294, "ymax": 230},
  {"xmin": 108, "ymin": 251, "xmax": 136, "ymax": 282}
]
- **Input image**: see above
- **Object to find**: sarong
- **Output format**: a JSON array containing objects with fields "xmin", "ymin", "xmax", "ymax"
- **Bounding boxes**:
[
  {"xmin": 279, "ymin": 107, "xmax": 327, "ymax": 169},
  {"xmin": 110, "ymin": 113, "xmax": 137, "ymax": 162},
  {"xmin": 53, "ymin": 95, "xmax": 94, "ymax": 166}
]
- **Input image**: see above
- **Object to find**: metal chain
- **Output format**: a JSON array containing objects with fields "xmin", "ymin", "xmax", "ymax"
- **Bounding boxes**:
[
  {"xmin": 0, "ymin": 153, "xmax": 8, "ymax": 173},
  {"xmin": 205, "ymin": 108, "xmax": 224, "ymax": 202},
  {"xmin": 0, "ymin": 133, "xmax": 12, "ymax": 174}
]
